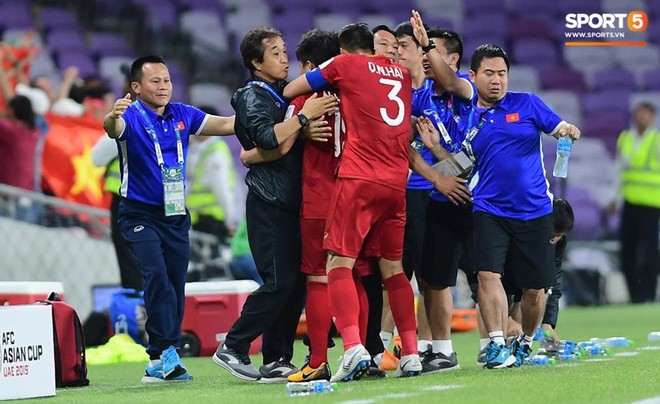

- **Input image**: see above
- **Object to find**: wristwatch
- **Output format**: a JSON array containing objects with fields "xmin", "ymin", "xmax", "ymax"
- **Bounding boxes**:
[
  {"xmin": 296, "ymin": 112, "xmax": 310, "ymax": 127},
  {"xmin": 422, "ymin": 41, "xmax": 436, "ymax": 53}
]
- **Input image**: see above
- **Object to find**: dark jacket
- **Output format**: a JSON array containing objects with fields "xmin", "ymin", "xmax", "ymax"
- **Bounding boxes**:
[{"xmin": 231, "ymin": 77, "xmax": 303, "ymax": 212}]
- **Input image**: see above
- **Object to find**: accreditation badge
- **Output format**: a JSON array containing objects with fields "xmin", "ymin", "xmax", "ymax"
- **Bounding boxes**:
[{"xmin": 162, "ymin": 165, "xmax": 186, "ymax": 216}]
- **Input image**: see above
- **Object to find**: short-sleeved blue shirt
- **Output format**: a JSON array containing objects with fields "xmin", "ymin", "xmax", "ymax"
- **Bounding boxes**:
[
  {"xmin": 116, "ymin": 100, "xmax": 208, "ymax": 205},
  {"xmin": 467, "ymin": 92, "xmax": 563, "ymax": 220},
  {"xmin": 411, "ymin": 74, "xmax": 475, "ymax": 200}
]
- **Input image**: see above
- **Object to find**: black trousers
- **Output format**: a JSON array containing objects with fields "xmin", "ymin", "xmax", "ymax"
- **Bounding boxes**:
[
  {"xmin": 620, "ymin": 202, "xmax": 660, "ymax": 303},
  {"xmin": 111, "ymin": 194, "xmax": 143, "ymax": 291},
  {"xmin": 224, "ymin": 192, "xmax": 305, "ymax": 363},
  {"xmin": 362, "ymin": 271, "xmax": 384, "ymax": 357}
]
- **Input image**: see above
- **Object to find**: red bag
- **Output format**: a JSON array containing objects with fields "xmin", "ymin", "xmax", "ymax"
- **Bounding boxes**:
[{"xmin": 38, "ymin": 293, "xmax": 90, "ymax": 387}]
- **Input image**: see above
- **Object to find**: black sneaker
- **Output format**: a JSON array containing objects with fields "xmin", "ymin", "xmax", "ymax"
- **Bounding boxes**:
[
  {"xmin": 365, "ymin": 358, "xmax": 387, "ymax": 378},
  {"xmin": 213, "ymin": 344, "xmax": 261, "ymax": 381},
  {"xmin": 421, "ymin": 351, "xmax": 460, "ymax": 374},
  {"xmin": 258, "ymin": 358, "xmax": 299, "ymax": 384}
]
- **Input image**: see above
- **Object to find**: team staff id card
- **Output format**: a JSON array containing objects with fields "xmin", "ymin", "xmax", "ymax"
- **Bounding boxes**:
[
  {"xmin": 162, "ymin": 166, "xmax": 186, "ymax": 216},
  {"xmin": 432, "ymin": 151, "xmax": 474, "ymax": 179}
]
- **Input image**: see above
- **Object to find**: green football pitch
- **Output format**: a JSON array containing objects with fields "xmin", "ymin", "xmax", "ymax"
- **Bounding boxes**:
[{"xmin": 21, "ymin": 303, "xmax": 660, "ymax": 403}]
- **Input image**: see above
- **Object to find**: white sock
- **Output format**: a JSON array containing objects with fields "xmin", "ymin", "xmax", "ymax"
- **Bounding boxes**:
[
  {"xmin": 380, "ymin": 331, "xmax": 393, "ymax": 349},
  {"xmin": 480, "ymin": 338, "xmax": 490, "ymax": 350},
  {"xmin": 418, "ymin": 339, "xmax": 432, "ymax": 353},
  {"xmin": 489, "ymin": 331, "xmax": 505, "ymax": 346},
  {"xmin": 150, "ymin": 359, "xmax": 161, "ymax": 366},
  {"xmin": 521, "ymin": 334, "xmax": 534, "ymax": 348},
  {"xmin": 432, "ymin": 340, "xmax": 453, "ymax": 356},
  {"xmin": 373, "ymin": 352, "xmax": 383, "ymax": 366}
]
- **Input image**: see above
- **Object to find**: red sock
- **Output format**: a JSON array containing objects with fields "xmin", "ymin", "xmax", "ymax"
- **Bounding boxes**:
[
  {"xmin": 327, "ymin": 267, "xmax": 361, "ymax": 350},
  {"xmin": 383, "ymin": 272, "xmax": 417, "ymax": 356},
  {"xmin": 353, "ymin": 276, "xmax": 369, "ymax": 345},
  {"xmin": 306, "ymin": 281, "xmax": 332, "ymax": 368}
]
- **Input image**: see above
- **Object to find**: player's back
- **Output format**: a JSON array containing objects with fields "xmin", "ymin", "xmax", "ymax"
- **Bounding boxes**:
[{"xmin": 322, "ymin": 54, "xmax": 412, "ymax": 190}]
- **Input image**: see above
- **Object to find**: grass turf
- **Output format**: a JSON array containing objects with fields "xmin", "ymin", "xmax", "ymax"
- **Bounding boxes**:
[{"xmin": 17, "ymin": 303, "xmax": 660, "ymax": 403}]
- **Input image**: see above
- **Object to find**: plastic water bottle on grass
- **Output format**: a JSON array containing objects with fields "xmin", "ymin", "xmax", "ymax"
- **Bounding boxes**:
[
  {"xmin": 606, "ymin": 337, "xmax": 634, "ymax": 348},
  {"xmin": 524, "ymin": 355, "xmax": 556, "ymax": 366},
  {"xmin": 285, "ymin": 381, "xmax": 337, "ymax": 396},
  {"xmin": 648, "ymin": 332, "xmax": 660, "ymax": 343}
]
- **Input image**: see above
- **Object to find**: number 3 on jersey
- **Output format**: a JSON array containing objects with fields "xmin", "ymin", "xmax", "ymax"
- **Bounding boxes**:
[{"xmin": 379, "ymin": 78, "xmax": 405, "ymax": 127}]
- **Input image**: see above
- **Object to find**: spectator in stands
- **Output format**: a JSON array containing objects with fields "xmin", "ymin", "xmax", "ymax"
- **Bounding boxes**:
[
  {"xmin": 0, "ymin": 51, "xmax": 39, "ymax": 192},
  {"xmin": 213, "ymin": 25, "xmax": 337, "ymax": 383},
  {"xmin": 103, "ymin": 54, "xmax": 235, "ymax": 383},
  {"xmin": 610, "ymin": 102, "xmax": 660, "ymax": 303},
  {"xmin": 466, "ymin": 44, "xmax": 580, "ymax": 369},
  {"xmin": 186, "ymin": 105, "xmax": 239, "ymax": 242}
]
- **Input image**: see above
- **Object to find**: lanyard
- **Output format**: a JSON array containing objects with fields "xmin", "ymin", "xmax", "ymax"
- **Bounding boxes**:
[
  {"xmin": 462, "ymin": 107, "xmax": 494, "ymax": 159},
  {"xmin": 133, "ymin": 101, "xmax": 183, "ymax": 167},
  {"xmin": 247, "ymin": 80, "xmax": 289, "ymax": 108}
]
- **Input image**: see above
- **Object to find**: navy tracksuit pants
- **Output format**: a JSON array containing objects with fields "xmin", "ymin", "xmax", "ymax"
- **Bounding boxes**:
[{"xmin": 119, "ymin": 198, "xmax": 190, "ymax": 359}]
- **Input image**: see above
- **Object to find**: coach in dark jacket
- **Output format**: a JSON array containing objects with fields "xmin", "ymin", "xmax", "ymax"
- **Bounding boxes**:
[{"xmin": 213, "ymin": 26, "xmax": 336, "ymax": 383}]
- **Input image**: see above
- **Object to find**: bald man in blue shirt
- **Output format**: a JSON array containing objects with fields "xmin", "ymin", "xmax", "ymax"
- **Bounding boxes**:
[
  {"xmin": 104, "ymin": 55, "xmax": 235, "ymax": 383},
  {"xmin": 463, "ymin": 45, "xmax": 580, "ymax": 369}
]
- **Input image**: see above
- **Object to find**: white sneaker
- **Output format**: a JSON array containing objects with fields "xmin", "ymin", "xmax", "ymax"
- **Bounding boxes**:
[
  {"xmin": 329, "ymin": 345, "xmax": 371, "ymax": 382},
  {"xmin": 393, "ymin": 354, "xmax": 423, "ymax": 377}
]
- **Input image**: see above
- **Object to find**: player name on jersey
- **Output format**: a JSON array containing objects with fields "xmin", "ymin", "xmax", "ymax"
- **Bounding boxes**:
[{"xmin": 367, "ymin": 61, "xmax": 404, "ymax": 79}]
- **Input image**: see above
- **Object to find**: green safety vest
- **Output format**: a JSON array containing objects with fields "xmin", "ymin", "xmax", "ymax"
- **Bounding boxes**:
[
  {"xmin": 186, "ymin": 140, "xmax": 236, "ymax": 225},
  {"xmin": 104, "ymin": 158, "xmax": 121, "ymax": 195},
  {"xmin": 616, "ymin": 128, "xmax": 660, "ymax": 208}
]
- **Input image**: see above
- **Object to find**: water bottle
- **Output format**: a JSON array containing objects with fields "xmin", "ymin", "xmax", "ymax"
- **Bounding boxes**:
[
  {"xmin": 553, "ymin": 136, "xmax": 573, "ymax": 178},
  {"xmin": 648, "ymin": 332, "xmax": 660, "ymax": 343},
  {"xmin": 605, "ymin": 337, "xmax": 634, "ymax": 348},
  {"xmin": 285, "ymin": 381, "xmax": 337, "ymax": 396},
  {"xmin": 533, "ymin": 327, "xmax": 545, "ymax": 341},
  {"xmin": 524, "ymin": 355, "xmax": 556, "ymax": 366}
]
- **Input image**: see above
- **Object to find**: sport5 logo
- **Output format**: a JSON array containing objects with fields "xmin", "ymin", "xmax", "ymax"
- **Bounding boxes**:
[{"xmin": 565, "ymin": 11, "xmax": 648, "ymax": 32}]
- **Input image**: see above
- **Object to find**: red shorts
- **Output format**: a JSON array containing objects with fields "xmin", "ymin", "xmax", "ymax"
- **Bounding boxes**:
[
  {"xmin": 302, "ymin": 217, "xmax": 376, "ymax": 277},
  {"xmin": 323, "ymin": 178, "xmax": 406, "ymax": 261}
]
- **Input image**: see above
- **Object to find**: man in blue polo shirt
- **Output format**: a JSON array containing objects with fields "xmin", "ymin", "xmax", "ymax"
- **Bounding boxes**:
[
  {"xmin": 464, "ymin": 45, "xmax": 580, "ymax": 369},
  {"xmin": 103, "ymin": 55, "xmax": 235, "ymax": 383},
  {"xmin": 409, "ymin": 11, "xmax": 476, "ymax": 374}
]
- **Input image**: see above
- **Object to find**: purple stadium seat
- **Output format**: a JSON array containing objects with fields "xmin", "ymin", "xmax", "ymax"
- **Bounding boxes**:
[
  {"xmin": 460, "ymin": 13, "xmax": 508, "ymax": 42},
  {"xmin": 88, "ymin": 33, "xmax": 132, "ymax": 58},
  {"xmin": 508, "ymin": 17, "xmax": 552, "ymax": 40},
  {"xmin": 570, "ymin": 199, "xmax": 604, "ymax": 240},
  {"xmin": 512, "ymin": 39, "xmax": 560, "ymax": 69},
  {"xmin": 134, "ymin": 0, "xmax": 178, "ymax": 32},
  {"xmin": 464, "ymin": 0, "xmax": 504, "ymax": 16},
  {"xmin": 315, "ymin": 0, "xmax": 360, "ymax": 19},
  {"xmin": 47, "ymin": 30, "xmax": 86, "ymax": 53},
  {"xmin": 539, "ymin": 67, "xmax": 587, "ymax": 93},
  {"xmin": 642, "ymin": 68, "xmax": 660, "ymax": 91},
  {"xmin": 581, "ymin": 90, "xmax": 631, "ymax": 116},
  {"xmin": 511, "ymin": 0, "xmax": 558, "ymax": 17},
  {"xmin": 57, "ymin": 50, "xmax": 97, "ymax": 78},
  {"xmin": 581, "ymin": 112, "xmax": 628, "ymax": 155},
  {"xmin": 39, "ymin": 8, "xmax": 80, "ymax": 31},
  {"xmin": 592, "ymin": 68, "xmax": 637, "ymax": 92},
  {"xmin": 0, "ymin": 3, "xmax": 33, "ymax": 29},
  {"xmin": 271, "ymin": 10, "xmax": 315, "ymax": 34},
  {"xmin": 556, "ymin": 0, "xmax": 601, "ymax": 15},
  {"xmin": 463, "ymin": 37, "xmax": 507, "ymax": 61}
]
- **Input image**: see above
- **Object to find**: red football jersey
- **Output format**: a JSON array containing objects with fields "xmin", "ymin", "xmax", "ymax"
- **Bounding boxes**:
[
  {"xmin": 315, "ymin": 54, "xmax": 412, "ymax": 190},
  {"xmin": 291, "ymin": 91, "xmax": 345, "ymax": 219}
]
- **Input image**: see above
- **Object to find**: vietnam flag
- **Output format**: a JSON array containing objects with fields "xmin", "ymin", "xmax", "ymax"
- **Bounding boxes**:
[
  {"xmin": 41, "ymin": 113, "xmax": 111, "ymax": 209},
  {"xmin": 506, "ymin": 113, "xmax": 520, "ymax": 123}
]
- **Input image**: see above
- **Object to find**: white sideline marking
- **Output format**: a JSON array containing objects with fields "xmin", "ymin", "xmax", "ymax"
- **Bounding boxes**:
[
  {"xmin": 338, "ymin": 385, "xmax": 463, "ymax": 404},
  {"xmin": 422, "ymin": 385, "xmax": 462, "ymax": 391},
  {"xmin": 554, "ymin": 362, "xmax": 583, "ymax": 368},
  {"xmin": 583, "ymin": 358, "xmax": 615, "ymax": 363},
  {"xmin": 638, "ymin": 346, "xmax": 660, "ymax": 351},
  {"xmin": 613, "ymin": 351, "xmax": 639, "ymax": 357},
  {"xmin": 632, "ymin": 396, "xmax": 660, "ymax": 404}
]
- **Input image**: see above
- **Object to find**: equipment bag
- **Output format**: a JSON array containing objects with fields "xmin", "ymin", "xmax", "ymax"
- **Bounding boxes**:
[{"xmin": 38, "ymin": 292, "xmax": 90, "ymax": 387}]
